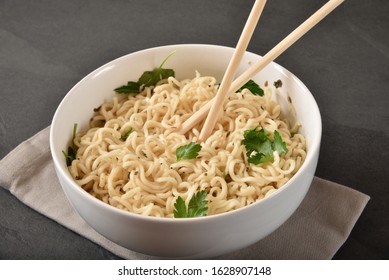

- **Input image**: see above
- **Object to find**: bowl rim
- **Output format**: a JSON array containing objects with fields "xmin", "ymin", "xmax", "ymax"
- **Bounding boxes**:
[{"xmin": 50, "ymin": 43, "xmax": 322, "ymax": 224}]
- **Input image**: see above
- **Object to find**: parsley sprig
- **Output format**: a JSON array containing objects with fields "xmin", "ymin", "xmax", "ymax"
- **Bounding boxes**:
[
  {"xmin": 238, "ymin": 79, "xmax": 264, "ymax": 96},
  {"xmin": 114, "ymin": 51, "xmax": 176, "ymax": 94},
  {"xmin": 242, "ymin": 127, "xmax": 288, "ymax": 165},
  {"xmin": 176, "ymin": 142, "xmax": 201, "ymax": 161},
  {"xmin": 173, "ymin": 190, "xmax": 208, "ymax": 218},
  {"xmin": 62, "ymin": 123, "xmax": 78, "ymax": 166}
]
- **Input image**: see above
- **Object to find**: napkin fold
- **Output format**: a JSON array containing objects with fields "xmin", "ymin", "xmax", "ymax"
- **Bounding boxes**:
[{"xmin": 0, "ymin": 126, "xmax": 370, "ymax": 259}]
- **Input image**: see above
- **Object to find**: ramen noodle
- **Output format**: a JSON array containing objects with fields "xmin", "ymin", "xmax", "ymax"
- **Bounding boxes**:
[{"xmin": 68, "ymin": 73, "xmax": 306, "ymax": 218}]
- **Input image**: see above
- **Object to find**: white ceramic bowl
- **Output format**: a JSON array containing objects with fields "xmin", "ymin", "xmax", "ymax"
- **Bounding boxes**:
[{"xmin": 50, "ymin": 44, "xmax": 321, "ymax": 258}]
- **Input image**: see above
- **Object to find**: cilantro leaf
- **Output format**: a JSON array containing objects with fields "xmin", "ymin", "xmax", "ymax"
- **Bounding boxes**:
[
  {"xmin": 114, "ymin": 81, "xmax": 141, "ymax": 94},
  {"xmin": 138, "ymin": 68, "xmax": 175, "ymax": 87},
  {"xmin": 62, "ymin": 123, "xmax": 78, "ymax": 166},
  {"xmin": 62, "ymin": 147, "xmax": 76, "ymax": 167},
  {"xmin": 121, "ymin": 128, "xmax": 134, "ymax": 141},
  {"xmin": 176, "ymin": 142, "xmax": 201, "ymax": 161},
  {"xmin": 272, "ymin": 130, "xmax": 288, "ymax": 154},
  {"xmin": 242, "ymin": 127, "xmax": 274, "ymax": 164},
  {"xmin": 188, "ymin": 190, "xmax": 208, "ymax": 217},
  {"xmin": 242, "ymin": 127, "xmax": 288, "ymax": 165},
  {"xmin": 174, "ymin": 190, "xmax": 208, "ymax": 218},
  {"xmin": 114, "ymin": 51, "xmax": 176, "ymax": 94},
  {"xmin": 238, "ymin": 80, "xmax": 264, "ymax": 96},
  {"xmin": 173, "ymin": 196, "xmax": 187, "ymax": 218}
]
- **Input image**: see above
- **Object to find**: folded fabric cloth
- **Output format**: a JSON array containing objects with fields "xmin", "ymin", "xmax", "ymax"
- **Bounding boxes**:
[{"xmin": 0, "ymin": 126, "xmax": 370, "ymax": 259}]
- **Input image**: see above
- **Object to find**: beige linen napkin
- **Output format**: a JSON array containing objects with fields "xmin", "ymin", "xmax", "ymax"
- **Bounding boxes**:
[{"xmin": 0, "ymin": 126, "xmax": 370, "ymax": 259}]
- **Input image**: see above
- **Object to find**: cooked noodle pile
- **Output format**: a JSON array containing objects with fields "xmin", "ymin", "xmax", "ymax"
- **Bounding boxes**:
[{"xmin": 68, "ymin": 73, "xmax": 306, "ymax": 218}]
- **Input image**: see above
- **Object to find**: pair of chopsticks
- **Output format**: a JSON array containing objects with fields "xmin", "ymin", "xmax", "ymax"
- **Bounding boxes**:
[{"xmin": 180, "ymin": 0, "xmax": 344, "ymax": 142}]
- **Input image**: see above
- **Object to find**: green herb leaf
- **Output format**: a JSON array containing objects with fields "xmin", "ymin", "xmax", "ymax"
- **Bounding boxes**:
[
  {"xmin": 176, "ymin": 142, "xmax": 201, "ymax": 161},
  {"xmin": 121, "ymin": 128, "xmax": 134, "ymax": 141},
  {"xmin": 114, "ymin": 81, "xmax": 141, "ymax": 94},
  {"xmin": 114, "ymin": 51, "xmax": 176, "ymax": 94},
  {"xmin": 174, "ymin": 190, "xmax": 208, "ymax": 218},
  {"xmin": 272, "ymin": 130, "xmax": 288, "ymax": 154},
  {"xmin": 138, "ymin": 68, "xmax": 175, "ymax": 87},
  {"xmin": 238, "ymin": 80, "xmax": 264, "ymax": 96},
  {"xmin": 173, "ymin": 196, "xmax": 187, "ymax": 218},
  {"xmin": 62, "ymin": 123, "xmax": 78, "ymax": 166},
  {"xmin": 62, "ymin": 147, "xmax": 76, "ymax": 167},
  {"xmin": 242, "ymin": 127, "xmax": 274, "ymax": 164},
  {"xmin": 242, "ymin": 127, "xmax": 288, "ymax": 165},
  {"xmin": 187, "ymin": 190, "xmax": 208, "ymax": 217}
]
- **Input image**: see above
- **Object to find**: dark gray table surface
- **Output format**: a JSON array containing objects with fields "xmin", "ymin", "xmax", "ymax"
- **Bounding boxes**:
[{"xmin": 1, "ymin": 0, "xmax": 388, "ymax": 259}]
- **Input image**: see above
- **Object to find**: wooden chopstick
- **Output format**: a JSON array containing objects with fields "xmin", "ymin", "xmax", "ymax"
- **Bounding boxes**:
[
  {"xmin": 182, "ymin": 0, "xmax": 344, "ymax": 141},
  {"xmin": 197, "ymin": 0, "xmax": 267, "ymax": 142}
]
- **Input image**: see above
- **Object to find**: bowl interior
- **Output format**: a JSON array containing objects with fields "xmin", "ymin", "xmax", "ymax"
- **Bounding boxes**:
[{"xmin": 50, "ymin": 44, "xmax": 321, "ymax": 219}]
